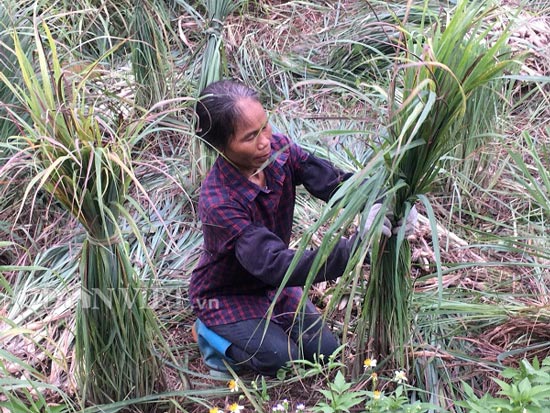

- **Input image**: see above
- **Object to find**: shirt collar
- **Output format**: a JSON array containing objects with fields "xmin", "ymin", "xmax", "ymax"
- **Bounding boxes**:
[
  {"xmin": 269, "ymin": 140, "xmax": 289, "ymax": 188},
  {"xmin": 216, "ymin": 136, "xmax": 290, "ymax": 203}
]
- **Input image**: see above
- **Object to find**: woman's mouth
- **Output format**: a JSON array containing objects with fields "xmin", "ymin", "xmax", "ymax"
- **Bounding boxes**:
[{"xmin": 257, "ymin": 153, "xmax": 271, "ymax": 163}]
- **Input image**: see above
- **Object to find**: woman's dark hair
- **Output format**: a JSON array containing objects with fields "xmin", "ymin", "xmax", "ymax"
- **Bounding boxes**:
[{"xmin": 195, "ymin": 79, "xmax": 260, "ymax": 150}]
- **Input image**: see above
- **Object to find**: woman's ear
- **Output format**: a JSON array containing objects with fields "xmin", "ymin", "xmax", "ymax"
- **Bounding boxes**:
[
  {"xmin": 223, "ymin": 134, "xmax": 234, "ymax": 150},
  {"xmin": 218, "ymin": 140, "xmax": 228, "ymax": 155}
]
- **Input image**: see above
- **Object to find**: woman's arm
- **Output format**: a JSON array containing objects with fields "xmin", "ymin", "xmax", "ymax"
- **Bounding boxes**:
[
  {"xmin": 235, "ymin": 224, "xmax": 356, "ymax": 287},
  {"xmin": 300, "ymin": 154, "xmax": 353, "ymax": 202}
]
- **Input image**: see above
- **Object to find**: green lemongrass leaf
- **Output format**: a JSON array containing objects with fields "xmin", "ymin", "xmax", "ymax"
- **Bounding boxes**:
[
  {"xmin": 15, "ymin": 155, "xmax": 71, "ymax": 222},
  {"xmin": 107, "ymin": 150, "xmax": 170, "ymax": 236},
  {"xmin": 116, "ymin": 201, "xmax": 158, "ymax": 280},
  {"xmin": 34, "ymin": 24, "xmax": 53, "ymax": 106},
  {"xmin": 0, "ymin": 348, "xmax": 42, "ymax": 378},
  {"xmin": 0, "ymin": 377, "xmax": 66, "ymax": 392},
  {"xmin": 417, "ymin": 194, "xmax": 443, "ymax": 304},
  {"xmin": 0, "ymin": 70, "xmax": 26, "ymax": 106},
  {"xmin": 11, "ymin": 32, "xmax": 45, "ymax": 114}
]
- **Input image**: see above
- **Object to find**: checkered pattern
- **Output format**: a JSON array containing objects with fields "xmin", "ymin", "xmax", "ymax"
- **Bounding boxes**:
[{"xmin": 190, "ymin": 134, "xmax": 351, "ymax": 326}]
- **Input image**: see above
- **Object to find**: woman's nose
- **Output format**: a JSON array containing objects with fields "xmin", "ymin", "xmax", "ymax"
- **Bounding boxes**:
[{"xmin": 258, "ymin": 131, "xmax": 270, "ymax": 149}]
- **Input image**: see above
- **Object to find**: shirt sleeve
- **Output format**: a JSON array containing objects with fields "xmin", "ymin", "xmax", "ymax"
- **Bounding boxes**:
[
  {"xmin": 235, "ymin": 223, "xmax": 356, "ymax": 287},
  {"xmin": 201, "ymin": 202, "xmax": 252, "ymax": 253},
  {"xmin": 294, "ymin": 146, "xmax": 353, "ymax": 202}
]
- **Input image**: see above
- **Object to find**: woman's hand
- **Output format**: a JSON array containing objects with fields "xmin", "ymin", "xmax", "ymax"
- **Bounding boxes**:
[
  {"xmin": 358, "ymin": 204, "xmax": 418, "ymax": 240},
  {"xmin": 359, "ymin": 203, "xmax": 393, "ymax": 239},
  {"xmin": 392, "ymin": 205, "xmax": 418, "ymax": 237}
]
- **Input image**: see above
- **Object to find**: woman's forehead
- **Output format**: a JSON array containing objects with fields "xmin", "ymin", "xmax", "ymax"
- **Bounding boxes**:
[{"xmin": 236, "ymin": 98, "xmax": 266, "ymax": 121}]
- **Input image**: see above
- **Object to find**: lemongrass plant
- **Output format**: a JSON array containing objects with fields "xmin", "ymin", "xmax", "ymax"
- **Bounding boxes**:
[
  {"xmin": 270, "ymin": 0, "xmax": 520, "ymax": 375},
  {"xmin": 190, "ymin": 0, "xmax": 243, "ymax": 184},
  {"xmin": 57, "ymin": 0, "xmax": 133, "ymax": 61},
  {"xmin": 0, "ymin": 1, "xmax": 31, "ymax": 148},
  {"xmin": 0, "ymin": 22, "xmax": 166, "ymax": 410},
  {"xmin": 130, "ymin": 0, "xmax": 172, "ymax": 108},
  {"xmin": 441, "ymin": 80, "xmax": 503, "ymax": 197},
  {"xmin": 196, "ymin": 0, "xmax": 242, "ymax": 93},
  {"xmin": 363, "ymin": 0, "xmax": 519, "ymax": 367}
]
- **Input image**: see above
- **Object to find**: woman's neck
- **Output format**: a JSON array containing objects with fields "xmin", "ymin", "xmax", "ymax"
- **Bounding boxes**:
[{"xmin": 247, "ymin": 169, "xmax": 266, "ymax": 188}]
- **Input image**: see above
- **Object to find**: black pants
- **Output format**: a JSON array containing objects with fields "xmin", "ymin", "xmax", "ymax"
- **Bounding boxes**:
[{"xmin": 210, "ymin": 299, "xmax": 339, "ymax": 376}]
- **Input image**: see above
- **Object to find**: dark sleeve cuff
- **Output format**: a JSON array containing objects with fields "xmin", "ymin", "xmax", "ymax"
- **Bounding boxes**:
[{"xmin": 235, "ymin": 224, "xmax": 354, "ymax": 287}]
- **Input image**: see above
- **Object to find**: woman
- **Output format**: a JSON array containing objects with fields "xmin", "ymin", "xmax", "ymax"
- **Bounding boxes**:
[{"xmin": 190, "ymin": 79, "xmax": 416, "ymax": 376}]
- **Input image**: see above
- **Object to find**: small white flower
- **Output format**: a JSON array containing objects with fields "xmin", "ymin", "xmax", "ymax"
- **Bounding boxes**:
[
  {"xmin": 228, "ymin": 379, "xmax": 239, "ymax": 392},
  {"xmin": 228, "ymin": 402, "xmax": 244, "ymax": 412},
  {"xmin": 363, "ymin": 358, "xmax": 377, "ymax": 369},
  {"xmin": 296, "ymin": 403, "xmax": 306, "ymax": 412},
  {"xmin": 393, "ymin": 370, "xmax": 408, "ymax": 384}
]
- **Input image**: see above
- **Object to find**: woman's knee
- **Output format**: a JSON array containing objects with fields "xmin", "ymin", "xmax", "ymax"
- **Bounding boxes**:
[
  {"xmin": 216, "ymin": 319, "xmax": 299, "ymax": 376},
  {"xmin": 248, "ymin": 344, "xmax": 298, "ymax": 376}
]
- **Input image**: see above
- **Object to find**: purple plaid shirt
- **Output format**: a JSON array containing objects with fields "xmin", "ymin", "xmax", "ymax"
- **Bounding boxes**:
[{"xmin": 190, "ymin": 133, "xmax": 354, "ymax": 327}]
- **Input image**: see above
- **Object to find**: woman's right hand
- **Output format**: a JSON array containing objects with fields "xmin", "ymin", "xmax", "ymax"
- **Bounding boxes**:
[{"xmin": 359, "ymin": 203, "xmax": 392, "ymax": 239}]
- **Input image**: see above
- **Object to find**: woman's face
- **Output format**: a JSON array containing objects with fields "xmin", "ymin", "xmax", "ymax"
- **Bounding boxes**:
[{"xmin": 224, "ymin": 97, "xmax": 272, "ymax": 177}]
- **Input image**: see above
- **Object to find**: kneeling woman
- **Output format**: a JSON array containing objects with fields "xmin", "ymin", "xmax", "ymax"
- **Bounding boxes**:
[{"xmin": 190, "ymin": 79, "xmax": 414, "ymax": 376}]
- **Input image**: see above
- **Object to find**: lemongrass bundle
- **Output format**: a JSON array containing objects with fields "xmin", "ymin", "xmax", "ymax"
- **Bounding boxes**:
[
  {"xmin": 365, "ymin": 0, "xmax": 518, "ymax": 367},
  {"xmin": 0, "ymin": 23, "xmax": 164, "ymax": 410}
]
